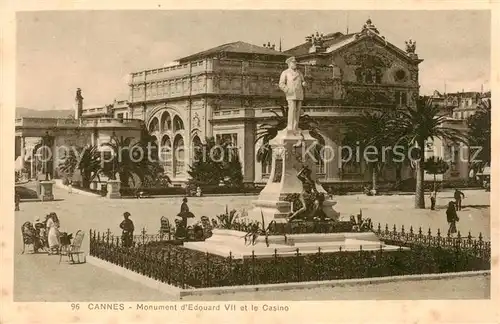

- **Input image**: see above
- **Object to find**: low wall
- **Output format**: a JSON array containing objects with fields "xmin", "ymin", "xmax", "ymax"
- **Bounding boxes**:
[
  {"xmin": 54, "ymin": 179, "xmax": 101, "ymax": 197},
  {"xmin": 87, "ymin": 255, "xmax": 490, "ymax": 299}
]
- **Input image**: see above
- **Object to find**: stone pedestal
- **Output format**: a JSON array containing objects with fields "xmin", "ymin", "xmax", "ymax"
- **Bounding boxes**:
[
  {"xmin": 39, "ymin": 181, "xmax": 54, "ymax": 201},
  {"xmin": 184, "ymin": 229, "xmax": 406, "ymax": 259},
  {"xmin": 106, "ymin": 180, "xmax": 121, "ymax": 199},
  {"xmin": 246, "ymin": 129, "xmax": 340, "ymax": 226}
]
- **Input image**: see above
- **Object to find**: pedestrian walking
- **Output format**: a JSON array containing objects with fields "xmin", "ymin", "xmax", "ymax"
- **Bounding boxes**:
[
  {"xmin": 68, "ymin": 181, "xmax": 73, "ymax": 194},
  {"xmin": 453, "ymin": 189, "xmax": 465, "ymax": 211},
  {"xmin": 429, "ymin": 190, "xmax": 437, "ymax": 210},
  {"xmin": 446, "ymin": 201, "xmax": 459, "ymax": 236},
  {"xmin": 120, "ymin": 212, "xmax": 135, "ymax": 248}
]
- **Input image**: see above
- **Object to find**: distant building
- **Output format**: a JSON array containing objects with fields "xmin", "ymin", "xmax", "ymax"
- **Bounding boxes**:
[
  {"xmin": 424, "ymin": 90, "xmax": 491, "ymax": 182},
  {"xmin": 14, "ymin": 88, "xmax": 143, "ymax": 180},
  {"xmin": 429, "ymin": 90, "xmax": 490, "ymax": 120}
]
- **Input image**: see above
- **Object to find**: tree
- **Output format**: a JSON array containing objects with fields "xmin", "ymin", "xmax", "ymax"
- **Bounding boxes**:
[
  {"xmin": 221, "ymin": 144, "xmax": 244, "ymax": 188},
  {"xmin": 467, "ymin": 97, "xmax": 491, "ymax": 174},
  {"xmin": 101, "ymin": 135, "xmax": 165, "ymax": 189},
  {"xmin": 188, "ymin": 137, "xmax": 225, "ymax": 187},
  {"xmin": 391, "ymin": 97, "xmax": 467, "ymax": 208},
  {"xmin": 58, "ymin": 145, "xmax": 102, "ymax": 188},
  {"xmin": 344, "ymin": 110, "xmax": 393, "ymax": 192},
  {"xmin": 255, "ymin": 105, "xmax": 325, "ymax": 168},
  {"xmin": 187, "ymin": 137, "xmax": 243, "ymax": 188},
  {"xmin": 423, "ymin": 156, "xmax": 449, "ymax": 191}
]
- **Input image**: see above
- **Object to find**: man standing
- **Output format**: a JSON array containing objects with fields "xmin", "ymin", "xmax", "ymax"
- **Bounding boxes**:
[
  {"xmin": 279, "ymin": 56, "xmax": 307, "ymax": 132},
  {"xmin": 453, "ymin": 189, "xmax": 465, "ymax": 211},
  {"xmin": 429, "ymin": 190, "xmax": 437, "ymax": 210},
  {"xmin": 119, "ymin": 212, "xmax": 135, "ymax": 248}
]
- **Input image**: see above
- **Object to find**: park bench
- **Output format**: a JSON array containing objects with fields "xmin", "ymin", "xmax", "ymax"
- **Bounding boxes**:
[{"xmin": 59, "ymin": 230, "xmax": 85, "ymax": 264}]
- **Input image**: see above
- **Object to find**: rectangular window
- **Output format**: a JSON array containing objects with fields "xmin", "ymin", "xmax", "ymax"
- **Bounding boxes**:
[
  {"xmin": 316, "ymin": 159, "xmax": 325, "ymax": 175},
  {"xmin": 395, "ymin": 91, "xmax": 407, "ymax": 106},
  {"xmin": 117, "ymin": 113, "xmax": 124, "ymax": 119},
  {"xmin": 261, "ymin": 161, "xmax": 272, "ymax": 176},
  {"xmin": 216, "ymin": 133, "xmax": 238, "ymax": 147}
]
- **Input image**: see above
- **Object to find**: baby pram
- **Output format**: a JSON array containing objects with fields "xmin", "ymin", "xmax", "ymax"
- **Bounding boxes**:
[{"xmin": 21, "ymin": 221, "xmax": 48, "ymax": 254}]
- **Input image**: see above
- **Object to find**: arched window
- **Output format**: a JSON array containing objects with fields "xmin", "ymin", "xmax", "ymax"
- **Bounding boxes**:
[
  {"xmin": 148, "ymin": 117, "xmax": 160, "ymax": 133},
  {"xmin": 160, "ymin": 135, "xmax": 172, "ymax": 173},
  {"xmin": 173, "ymin": 135, "xmax": 185, "ymax": 177},
  {"xmin": 192, "ymin": 135, "xmax": 202, "ymax": 158},
  {"xmin": 173, "ymin": 115, "xmax": 184, "ymax": 132},
  {"xmin": 160, "ymin": 111, "xmax": 172, "ymax": 132}
]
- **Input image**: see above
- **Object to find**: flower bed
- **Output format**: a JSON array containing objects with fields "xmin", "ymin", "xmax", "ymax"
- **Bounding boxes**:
[{"xmin": 89, "ymin": 225, "xmax": 490, "ymax": 289}]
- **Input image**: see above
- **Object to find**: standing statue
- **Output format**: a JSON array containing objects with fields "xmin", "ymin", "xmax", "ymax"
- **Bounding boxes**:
[{"xmin": 279, "ymin": 56, "xmax": 307, "ymax": 132}]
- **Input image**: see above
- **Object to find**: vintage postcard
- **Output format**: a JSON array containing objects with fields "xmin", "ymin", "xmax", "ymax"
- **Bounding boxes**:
[{"xmin": 1, "ymin": 1, "xmax": 498, "ymax": 323}]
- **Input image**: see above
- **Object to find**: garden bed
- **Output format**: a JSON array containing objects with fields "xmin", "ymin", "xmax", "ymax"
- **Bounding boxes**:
[{"xmin": 89, "ymin": 226, "xmax": 491, "ymax": 289}]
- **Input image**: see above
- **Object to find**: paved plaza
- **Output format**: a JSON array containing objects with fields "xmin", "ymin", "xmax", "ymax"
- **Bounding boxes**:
[{"xmin": 13, "ymin": 183, "xmax": 491, "ymax": 301}]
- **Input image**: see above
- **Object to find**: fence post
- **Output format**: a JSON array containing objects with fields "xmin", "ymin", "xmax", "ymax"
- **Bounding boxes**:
[
  {"xmin": 274, "ymin": 249, "xmax": 278, "ymax": 284},
  {"xmin": 437, "ymin": 228, "xmax": 441, "ymax": 247},
  {"xmin": 96, "ymin": 232, "xmax": 101, "ymax": 258},
  {"xmin": 296, "ymin": 248, "xmax": 301, "ymax": 282},
  {"xmin": 181, "ymin": 253, "xmax": 186, "ymax": 289},
  {"xmin": 251, "ymin": 250, "xmax": 255, "ymax": 285},
  {"xmin": 359, "ymin": 245, "xmax": 363, "ymax": 277},
  {"xmin": 89, "ymin": 230, "xmax": 93, "ymax": 255},
  {"xmin": 478, "ymin": 233, "xmax": 484, "ymax": 259},
  {"xmin": 106, "ymin": 228, "xmax": 111, "ymax": 260},
  {"xmin": 167, "ymin": 251, "xmax": 171, "ymax": 284},
  {"xmin": 317, "ymin": 247, "xmax": 321, "ymax": 281},
  {"xmin": 229, "ymin": 251, "xmax": 233, "ymax": 286},
  {"xmin": 205, "ymin": 252, "xmax": 210, "ymax": 288},
  {"xmin": 377, "ymin": 223, "xmax": 381, "ymax": 235}
]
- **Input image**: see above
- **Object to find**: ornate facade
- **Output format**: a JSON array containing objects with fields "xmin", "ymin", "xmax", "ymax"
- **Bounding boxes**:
[{"xmin": 125, "ymin": 19, "xmax": 424, "ymax": 185}]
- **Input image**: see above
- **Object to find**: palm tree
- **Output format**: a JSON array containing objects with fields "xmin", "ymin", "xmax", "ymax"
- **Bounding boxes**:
[
  {"xmin": 101, "ymin": 135, "xmax": 165, "ymax": 189},
  {"xmin": 467, "ymin": 97, "xmax": 491, "ymax": 175},
  {"xmin": 344, "ymin": 110, "xmax": 393, "ymax": 192},
  {"xmin": 255, "ymin": 105, "xmax": 325, "ymax": 167},
  {"xmin": 58, "ymin": 145, "xmax": 102, "ymax": 188},
  {"xmin": 391, "ymin": 97, "xmax": 467, "ymax": 208}
]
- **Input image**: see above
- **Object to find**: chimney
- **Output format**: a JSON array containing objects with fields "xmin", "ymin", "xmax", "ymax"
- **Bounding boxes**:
[{"xmin": 75, "ymin": 88, "xmax": 83, "ymax": 119}]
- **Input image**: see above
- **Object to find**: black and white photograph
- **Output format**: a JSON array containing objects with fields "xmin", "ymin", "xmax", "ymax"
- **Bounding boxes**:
[{"xmin": 1, "ymin": 4, "xmax": 497, "ymax": 323}]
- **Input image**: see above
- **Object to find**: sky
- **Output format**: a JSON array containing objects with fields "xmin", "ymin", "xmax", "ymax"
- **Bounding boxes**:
[{"xmin": 16, "ymin": 10, "xmax": 491, "ymax": 110}]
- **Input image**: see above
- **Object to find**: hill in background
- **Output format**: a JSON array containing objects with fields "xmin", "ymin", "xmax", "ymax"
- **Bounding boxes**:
[{"xmin": 16, "ymin": 107, "xmax": 74, "ymax": 119}]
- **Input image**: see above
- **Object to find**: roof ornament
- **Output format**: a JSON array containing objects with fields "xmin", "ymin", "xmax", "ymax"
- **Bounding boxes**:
[
  {"xmin": 263, "ymin": 41, "xmax": 276, "ymax": 50},
  {"xmin": 405, "ymin": 39, "xmax": 416, "ymax": 54},
  {"xmin": 306, "ymin": 32, "xmax": 326, "ymax": 53},
  {"xmin": 361, "ymin": 18, "xmax": 380, "ymax": 35}
]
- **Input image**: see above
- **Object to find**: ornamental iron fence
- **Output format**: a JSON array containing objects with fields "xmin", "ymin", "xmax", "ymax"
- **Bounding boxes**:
[{"xmin": 89, "ymin": 223, "xmax": 490, "ymax": 289}]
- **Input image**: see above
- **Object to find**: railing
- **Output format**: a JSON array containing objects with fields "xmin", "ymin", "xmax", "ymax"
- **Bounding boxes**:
[
  {"xmin": 89, "ymin": 224, "xmax": 491, "ymax": 289},
  {"xmin": 15, "ymin": 117, "xmax": 143, "ymax": 129}
]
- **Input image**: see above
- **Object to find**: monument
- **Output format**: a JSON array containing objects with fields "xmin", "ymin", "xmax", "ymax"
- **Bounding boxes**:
[
  {"xmin": 38, "ymin": 132, "xmax": 55, "ymax": 201},
  {"xmin": 184, "ymin": 57, "xmax": 401, "ymax": 259}
]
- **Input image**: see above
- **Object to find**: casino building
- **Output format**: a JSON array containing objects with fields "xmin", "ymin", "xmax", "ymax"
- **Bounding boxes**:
[
  {"xmin": 123, "ymin": 19, "xmax": 424, "ymax": 186},
  {"xmin": 18, "ymin": 19, "xmax": 478, "ymax": 187}
]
